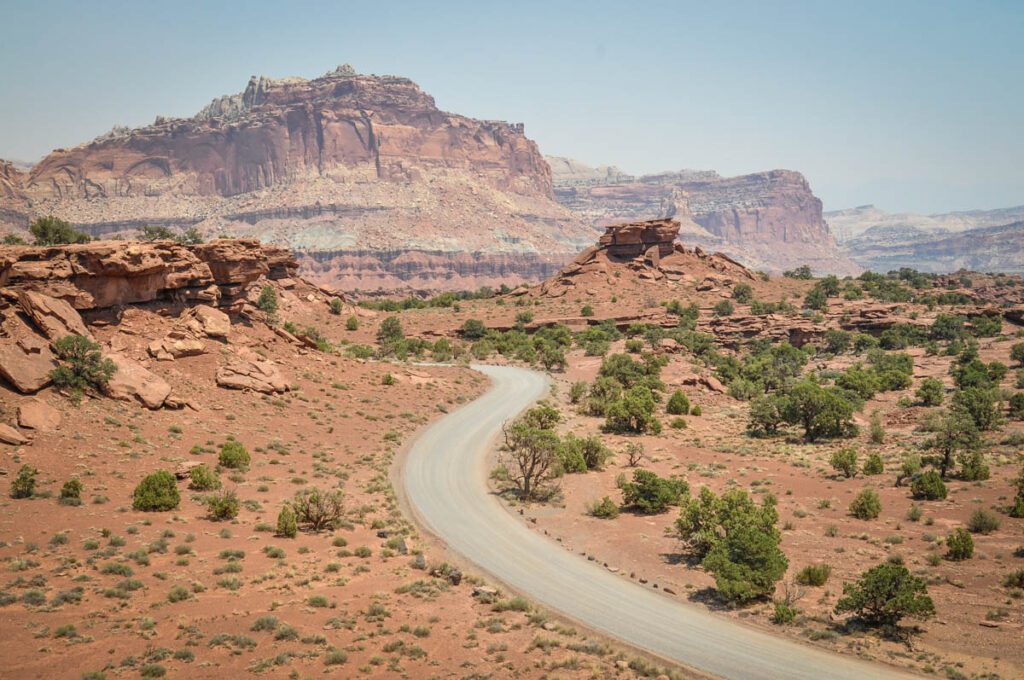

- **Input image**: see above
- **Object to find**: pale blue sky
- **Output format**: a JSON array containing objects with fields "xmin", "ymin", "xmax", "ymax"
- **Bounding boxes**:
[{"xmin": 1, "ymin": 0, "xmax": 1021, "ymax": 213}]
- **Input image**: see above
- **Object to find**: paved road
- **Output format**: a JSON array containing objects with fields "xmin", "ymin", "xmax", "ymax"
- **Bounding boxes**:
[{"xmin": 402, "ymin": 364, "xmax": 918, "ymax": 680}]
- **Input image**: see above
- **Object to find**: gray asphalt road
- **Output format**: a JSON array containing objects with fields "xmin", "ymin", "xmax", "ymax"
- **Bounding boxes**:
[{"xmin": 402, "ymin": 364, "xmax": 918, "ymax": 680}]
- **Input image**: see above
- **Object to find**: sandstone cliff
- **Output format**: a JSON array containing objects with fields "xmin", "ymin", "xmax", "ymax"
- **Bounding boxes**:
[
  {"xmin": 547, "ymin": 156, "xmax": 858, "ymax": 276},
  {"xmin": 0, "ymin": 66, "xmax": 595, "ymax": 291}
]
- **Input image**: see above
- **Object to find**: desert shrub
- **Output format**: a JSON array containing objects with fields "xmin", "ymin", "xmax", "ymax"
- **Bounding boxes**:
[
  {"xmin": 959, "ymin": 450, "xmax": 989, "ymax": 481},
  {"xmin": 328, "ymin": 298, "xmax": 343, "ymax": 315},
  {"xmin": 460, "ymin": 319, "xmax": 487, "ymax": 339},
  {"xmin": 581, "ymin": 304, "xmax": 594, "ymax": 317},
  {"xmin": 771, "ymin": 601, "xmax": 798, "ymax": 624},
  {"xmin": 256, "ymin": 285, "xmax": 278, "ymax": 314},
  {"xmin": 849, "ymin": 487, "xmax": 881, "ymax": 520},
  {"xmin": 1011, "ymin": 468, "xmax": 1024, "ymax": 518},
  {"xmin": 132, "ymin": 470, "xmax": 180, "ymax": 511},
  {"xmin": 586, "ymin": 496, "xmax": 620, "ymax": 519},
  {"xmin": 967, "ymin": 508, "xmax": 1000, "ymax": 535},
  {"xmin": 204, "ymin": 489, "xmax": 240, "ymax": 521},
  {"xmin": 732, "ymin": 283, "xmax": 753, "ymax": 303},
  {"xmin": 713, "ymin": 300, "xmax": 735, "ymax": 317},
  {"xmin": 292, "ymin": 487, "xmax": 344, "ymax": 532},
  {"xmin": 946, "ymin": 528, "xmax": 974, "ymax": 560},
  {"xmin": 911, "ymin": 470, "xmax": 948, "ymax": 500},
  {"xmin": 10, "ymin": 465, "xmax": 38, "ymax": 499},
  {"xmin": 916, "ymin": 378, "xmax": 945, "ymax": 406},
  {"xmin": 29, "ymin": 215, "xmax": 90, "ymax": 245},
  {"xmin": 50, "ymin": 335, "xmax": 116, "ymax": 395},
  {"xmin": 168, "ymin": 585, "xmax": 191, "ymax": 603},
  {"xmin": 58, "ymin": 478, "xmax": 83, "ymax": 506},
  {"xmin": 188, "ymin": 464, "xmax": 220, "ymax": 491},
  {"xmin": 834, "ymin": 563, "xmax": 934, "ymax": 627},
  {"xmin": 558, "ymin": 433, "xmax": 610, "ymax": 472},
  {"xmin": 618, "ymin": 469, "xmax": 687, "ymax": 514},
  {"xmin": 952, "ymin": 386, "xmax": 1002, "ymax": 431},
  {"xmin": 345, "ymin": 315, "xmax": 359, "ymax": 331},
  {"xmin": 1009, "ymin": 392, "xmax": 1024, "ymax": 420},
  {"xmin": 569, "ymin": 381, "xmax": 587, "ymax": 404},
  {"xmin": 747, "ymin": 395, "xmax": 786, "ymax": 436},
  {"xmin": 863, "ymin": 452, "xmax": 884, "ymax": 476},
  {"xmin": 1002, "ymin": 569, "xmax": 1024, "ymax": 589},
  {"xmin": 781, "ymin": 381, "xmax": 857, "ymax": 441},
  {"xmin": 795, "ymin": 564, "xmax": 832, "ymax": 587},
  {"xmin": 218, "ymin": 440, "xmax": 250, "ymax": 469},
  {"xmin": 829, "ymin": 448, "xmax": 858, "ymax": 478},
  {"xmin": 869, "ymin": 411, "xmax": 886, "ymax": 444},
  {"xmin": 824, "ymin": 329, "xmax": 852, "ymax": 355},
  {"xmin": 277, "ymin": 504, "xmax": 298, "ymax": 538},
  {"xmin": 690, "ymin": 490, "xmax": 787, "ymax": 604},
  {"xmin": 603, "ymin": 385, "xmax": 661, "ymax": 435},
  {"xmin": 666, "ymin": 390, "xmax": 690, "ymax": 416}
]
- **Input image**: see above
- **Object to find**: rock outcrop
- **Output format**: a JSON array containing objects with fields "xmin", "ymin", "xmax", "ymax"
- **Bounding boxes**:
[
  {"xmin": 548, "ymin": 157, "xmax": 857, "ymax": 276},
  {"xmin": 0, "ymin": 66, "xmax": 595, "ymax": 291},
  {"xmin": 101, "ymin": 352, "xmax": 173, "ymax": 409},
  {"xmin": 0, "ymin": 239, "xmax": 296, "ymax": 310},
  {"xmin": 216, "ymin": 360, "xmax": 289, "ymax": 394}
]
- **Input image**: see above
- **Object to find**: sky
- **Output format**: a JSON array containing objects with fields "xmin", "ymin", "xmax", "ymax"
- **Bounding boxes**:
[{"xmin": 1, "ymin": 0, "xmax": 1021, "ymax": 214}]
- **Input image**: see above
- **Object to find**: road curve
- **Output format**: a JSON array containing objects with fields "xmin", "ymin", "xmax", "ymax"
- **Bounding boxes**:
[{"xmin": 402, "ymin": 364, "xmax": 918, "ymax": 680}]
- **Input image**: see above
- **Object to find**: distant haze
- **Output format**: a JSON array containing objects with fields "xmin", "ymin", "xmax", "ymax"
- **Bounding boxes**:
[{"xmin": 1, "ymin": 0, "xmax": 1021, "ymax": 214}]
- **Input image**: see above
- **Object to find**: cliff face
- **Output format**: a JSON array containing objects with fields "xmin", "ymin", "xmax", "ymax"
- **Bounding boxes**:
[
  {"xmin": 840, "ymin": 221, "xmax": 1024, "ymax": 274},
  {"xmin": 1, "ymin": 66, "xmax": 594, "ymax": 291},
  {"xmin": 547, "ymin": 157, "xmax": 858, "ymax": 275}
]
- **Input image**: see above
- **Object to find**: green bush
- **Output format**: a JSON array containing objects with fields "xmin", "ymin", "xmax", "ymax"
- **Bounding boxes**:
[
  {"xmin": 862, "ymin": 452, "xmax": 884, "ymax": 476},
  {"xmin": 59, "ymin": 478, "xmax": 83, "ymax": 506},
  {"xmin": 256, "ymin": 286, "xmax": 278, "ymax": 314},
  {"xmin": 460, "ymin": 319, "xmax": 487, "ymax": 339},
  {"xmin": 771, "ymin": 601, "xmax": 798, "ymax": 624},
  {"xmin": 619, "ymin": 469, "xmax": 687, "ymax": 514},
  {"xmin": 732, "ymin": 283, "xmax": 753, "ymax": 303},
  {"xmin": 946, "ymin": 528, "xmax": 974, "ymax": 560},
  {"xmin": 29, "ymin": 215, "xmax": 90, "ymax": 245},
  {"xmin": 911, "ymin": 470, "xmax": 947, "ymax": 500},
  {"xmin": 966, "ymin": 508, "xmax": 1000, "ymax": 535},
  {"xmin": 666, "ymin": 390, "xmax": 690, "ymax": 416},
  {"xmin": 959, "ymin": 450, "xmax": 989, "ymax": 481},
  {"xmin": 188, "ymin": 464, "xmax": 220, "ymax": 491},
  {"xmin": 276, "ymin": 504, "xmax": 298, "ymax": 538},
  {"xmin": 10, "ymin": 465, "xmax": 38, "ymax": 499},
  {"xmin": 50, "ymin": 335, "xmax": 116, "ymax": 395},
  {"xmin": 132, "ymin": 471, "xmax": 180, "ymax": 512},
  {"xmin": 345, "ymin": 315, "xmax": 359, "ymax": 331},
  {"xmin": 830, "ymin": 448, "xmax": 858, "ymax": 478},
  {"xmin": 581, "ymin": 304, "xmax": 594, "ymax": 317},
  {"xmin": 328, "ymin": 298, "xmax": 343, "ymax": 315},
  {"xmin": 204, "ymin": 489, "xmax": 240, "ymax": 520},
  {"xmin": 834, "ymin": 563, "xmax": 934, "ymax": 627},
  {"xmin": 795, "ymin": 564, "xmax": 832, "ymax": 587},
  {"xmin": 218, "ymin": 440, "xmax": 250, "ymax": 469},
  {"xmin": 916, "ymin": 378, "xmax": 944, "ymax": 406},
  {"xmin": 292, "ymin": 487, "xmax": 344, "ymax": 532},
  {"xmin": 586, "ymin": 496, "xmax": 620, "ymax": 519},
  {"xmin": 849, "ymin": 487, "xmax": 881, "ymax": 520},
  {"xmin": 1009, "ymin": 392, "xmax": 1024, "ymax": 420},
  {"xmin": 713, "ymin": 299, "xmax": 735, "ymax": 317}
]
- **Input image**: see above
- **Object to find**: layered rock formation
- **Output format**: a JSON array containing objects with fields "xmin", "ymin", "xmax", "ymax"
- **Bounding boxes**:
[
  {"xmin": 0, "ymin": 239, "xmax": 297, "ymax": 310},
  {"xmin": 0, "ymin": 66, "xmax": 595, "ymax": 291},
  {"xmin": 547, "ymin": 156, "xmax": 858, "ymax": 276},
  {"xmin": 827, "ymin": 204, "xmax": 1024, "ymax": 274}
]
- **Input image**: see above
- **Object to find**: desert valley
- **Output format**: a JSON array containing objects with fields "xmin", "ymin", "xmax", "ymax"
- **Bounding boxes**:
[{"xmin": 1, "ymin": 15, "xmax": 1024, "ymax": 680}]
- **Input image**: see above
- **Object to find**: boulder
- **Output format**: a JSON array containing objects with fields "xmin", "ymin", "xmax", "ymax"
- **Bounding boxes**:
[
  {"xmin": 17, "ymin": 399, "xmax": 61, "ymax": 431},
  {"xmin": 148, "ymin": 336, "xmax": 207, "ymax": 361},
  {"xmin": 0, "ymin": 333, "xmax": 56, "ymax": 393},
  {"xmin": 0, "ymin": 424, "xmax": 29, "ymax": 445},
  {"xmin": 191, "ymin": 304, "xmax": 231, "ymax": 338},
  {"xmin": 216, "ymin": 360, "xmax": 289, "ymax": 394},
  {"xmin": 18, "ymin": 290, "xmax": 91, "ymax": 340},
  {"xmin": 102, "ymin": 353, "xmax": 172, "ymax": 409}
]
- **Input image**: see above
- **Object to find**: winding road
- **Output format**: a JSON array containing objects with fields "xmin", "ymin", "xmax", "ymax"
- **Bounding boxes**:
[{"xmin": 401, "ymin": 364, "xmax": 918, "ymax": 679}]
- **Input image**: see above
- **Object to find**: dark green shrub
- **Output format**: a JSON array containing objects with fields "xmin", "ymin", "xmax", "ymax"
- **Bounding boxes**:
[
  {"xmin": 618, "ymin": 469, "xmax": 687, "ymax": 514},
  {"xmin": 188, "ymin": 464, "xmax": 220, "ymax": 491},
  {"xmin": 10, "ymin": 465, "xmax": 37, "ymax": 499},
  {"xmin": 1009, "ymin": 392, "xmax": 1024, "ymax": 420},
  {"xmin": 849, "ymin": 488, "xmax": 881, "ymax": 520},
  {"xmin": 256, "ymin": 286, "xmax": 278, "ymax": 314},
  {"xmin": 946, "ymin": 528, "xmax": 974, "ymax": 560},
  {"xmin": 460, "ymin": 319, "xmax": 487, "ymax": 339},
  {"xmin": 911, "ymin": 470, "xmax": 947, "ymax": 500},
  {"xmin": 959, "ymin": 450, "xmax": 989, "ymax": 481},
  {"xmin": 916, "ymin": 378, "xmax": 944, "ymax": 406},
  {"xmin": 830, "ymin": 448, "xmax": 858, "ymax": 478},
  {"xmin": 586, "ymin": 496, "xmax": 620, "ymax": 519},
  {"xmin": 132, "ymin": 471, "xmax": 180, "ymax": 511},
  {"xmin": 218, "ymin": 440, "xmax": 250, "ymax": 469},
  {"xmin": 834, "ymin": 563, "xmax": 934, "ymax": 627},
  {"xmin": 292, "ymin": 487, "xmax": 344, "ymax": 532},
  {"xmin": 345, "ymin": 315, "xmax": 359, "ymax": 331},
  {"xmin": 771, "ymin": 601, "xmax": 798, "ymax": 624},
  {"xmin": 59, "ymin": 478, "xmax": 83, "ymax": 506},
  {"xmin": 328, "ymin": 298, "xmax": 343, "ymax": 315},
  {"xmin": 862, "ymin": 452, "xmax": 884, "ymax": 476},
  {"xmin": 277, "ymin": 504, "xmax": 298, "ymax": 538},
  {"xmin": 29, "ymin": 215, "xmax": 90, "ymax": 245},
  {"xmin": 50, "ymin": 335, "xmax": 116, "ymax": 395},
  {"xmin": 666, "ymin": 390, "xmax": 690, "ymax": 416}
]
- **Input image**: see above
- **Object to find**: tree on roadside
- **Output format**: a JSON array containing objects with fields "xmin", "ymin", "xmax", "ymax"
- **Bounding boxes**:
[
  {"xmin": 501, "ymin": 405, "xmax": 562, "ymax": 500},
  {"xmin": 834, "ymin": 563, "xmax": 934, "ymax": 629}
]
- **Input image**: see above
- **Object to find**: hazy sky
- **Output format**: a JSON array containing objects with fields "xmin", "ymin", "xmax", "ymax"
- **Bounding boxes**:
[{"xmin": 1, "ymin": 0, "xmax": 1021, "ymax": 213}]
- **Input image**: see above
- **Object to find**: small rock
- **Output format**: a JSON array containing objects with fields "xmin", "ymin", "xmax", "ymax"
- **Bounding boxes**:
[
  {"xmin": 472, "ymin": 586, "xmax": 498, "ymax": 599},
  {"xmin": 0, "ymin": 424, "xmax": 29, "ymax": 446},
  {"xmin": 411, "ymin": 554, "xmax": 427, "ymax": 571},
  {"xmin": 542, "ymin": 622, "xmax": 557, "ymax": 631}
]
